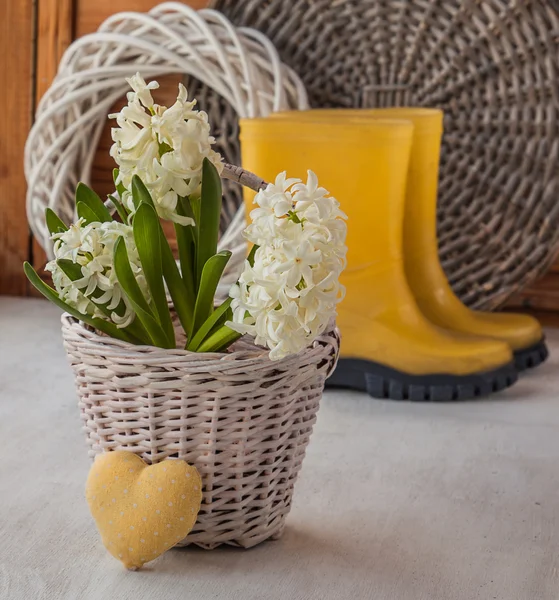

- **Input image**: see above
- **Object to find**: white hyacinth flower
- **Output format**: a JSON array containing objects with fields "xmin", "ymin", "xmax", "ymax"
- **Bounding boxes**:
[
  {"xmin": 228, "ymin": 171, "xmax": 347, "ymax": 360},
  {"xmin": 126, "ymin": 73, "xmax": 159, "ymax": 109},
  {"xmin": 45, "ymin": 219, "xmax": 147, "ymax": 328},
  {"xmin": 109, "ymin": 73, "xmax": 223, "ymax": 225}
]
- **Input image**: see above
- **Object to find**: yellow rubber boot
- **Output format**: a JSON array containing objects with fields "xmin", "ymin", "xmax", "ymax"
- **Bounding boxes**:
[
  {"xmin": 239, "ymin": 117, "xmax": 517, "ymax": 400},
  {"xmin": 270, "ymin": 108, "xmax": 547, "ymax": 372},
  {"xmin": 364, "ymin": 107, "xmax": 547, "ymax": 372}
]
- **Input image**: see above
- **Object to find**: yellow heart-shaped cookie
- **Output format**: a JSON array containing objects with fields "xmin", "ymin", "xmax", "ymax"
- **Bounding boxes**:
[{"xmin": 86, "ymin": 451, "xmax": 202, "ymax": 570}]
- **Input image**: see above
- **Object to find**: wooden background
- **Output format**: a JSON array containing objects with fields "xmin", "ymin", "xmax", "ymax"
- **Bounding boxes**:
[
  {"xmin": 1, "ymin": 0, "xmax": 558, "ymax": 319},
  {"xmin": 0, "ymin": 0, "xmax": 206, "ymax": 298}
]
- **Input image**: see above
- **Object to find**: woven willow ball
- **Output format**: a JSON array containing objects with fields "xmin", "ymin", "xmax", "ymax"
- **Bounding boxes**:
[
  {"xmin": 183, "ymin": 75, "xmax": 244, "ymax": 234},
  {"xmin": 24, "ymin": 2, "xmax": 308, "ymax": 257},
  {"xmin": 212, "ymin": 0, "xmax": 559, "ymax": 310}
]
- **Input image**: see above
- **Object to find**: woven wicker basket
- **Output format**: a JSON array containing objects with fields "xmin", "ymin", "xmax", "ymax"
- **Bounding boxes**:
[
  {"xmin": 62, "ymin": 313, "xmax": 339, "ymax": 549},
  {"xmin": 60, "ymin": 159, "xmax": 339, "ymax": 550},
  {"xmin": 209, "ymin": 0, "xmax": 559, "ymax": 311}
]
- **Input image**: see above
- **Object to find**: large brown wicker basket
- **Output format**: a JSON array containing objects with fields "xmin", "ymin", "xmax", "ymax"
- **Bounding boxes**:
[{"xmin": 206, "ymin": 0, "xmax": 559, "ymax": 310}]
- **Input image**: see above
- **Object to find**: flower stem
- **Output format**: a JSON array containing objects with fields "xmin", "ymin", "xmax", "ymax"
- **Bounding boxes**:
[
  {"xmin": 187, "ymin": 298, "xmax": 232, "ymax": 352},
  {"xmin": 197, "ymin": 325, "xmax": 241, "ymax": 353}
]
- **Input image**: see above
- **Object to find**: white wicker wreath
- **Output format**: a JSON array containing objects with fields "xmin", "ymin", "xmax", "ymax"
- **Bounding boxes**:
[{"xmin": 24, "ymin": 2, "xmax": 308, "ymax": 258}]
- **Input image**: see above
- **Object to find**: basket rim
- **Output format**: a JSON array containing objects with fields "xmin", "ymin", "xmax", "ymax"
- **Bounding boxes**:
[{"xmin": 61, "ymin": 312, "xmax": 338, "ymax": 368}]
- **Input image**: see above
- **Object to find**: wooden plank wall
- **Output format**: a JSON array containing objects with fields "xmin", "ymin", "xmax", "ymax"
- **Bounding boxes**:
[
  {"xmin": 1, "ymin": 0, "xmax": 34, "ymax": 295},
  {"xmin": 1, "ymin": 0, "xmax": 207, "ymax": 296},
  {"xmin": 507, "ymin": 264, "xmax": 559, "ymax": 314}
]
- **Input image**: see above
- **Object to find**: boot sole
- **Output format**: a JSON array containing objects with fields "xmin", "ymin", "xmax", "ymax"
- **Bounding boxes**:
[
  {"xmin": 326, "ymin": 358, "xmax": 517, "ymax": 401},
  {"xmin": 514, "ymin": 338, "xmax": 549, "ymax": 371}
]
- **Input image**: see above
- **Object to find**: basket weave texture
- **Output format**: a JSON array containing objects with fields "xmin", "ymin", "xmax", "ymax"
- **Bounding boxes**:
[
  {"xmin": 61, "ymin": 313, "xmax": 340, "ymax": 549},
  {"xmin": 210, "ymin": 0, "xmax": 559, "ymax": 310}
]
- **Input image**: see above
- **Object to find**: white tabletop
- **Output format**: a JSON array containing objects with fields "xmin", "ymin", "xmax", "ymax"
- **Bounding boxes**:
[{"xmin": 1, "ymin": 297, "xmax": 558, "ymax": 600}]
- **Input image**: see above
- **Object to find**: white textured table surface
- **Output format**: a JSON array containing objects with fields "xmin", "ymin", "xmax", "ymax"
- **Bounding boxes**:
[{"xmin": 1, "ymin": 297, "xmax": 559, "ymax": 600}]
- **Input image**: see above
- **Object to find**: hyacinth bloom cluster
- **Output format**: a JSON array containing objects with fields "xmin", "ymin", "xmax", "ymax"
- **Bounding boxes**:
[
  {"xmin": 45, "ymin": 218, "xmax": 145, "ymax": 328},
  {"xmin": 24, "ymin": 75, "xmax": 347, "ymax": 360},
  {"xmin": 110, "ymin": 73, "xmax": 223, "ymax": 225},
  {"xmin": 228, "ymin": 171, "xmax": 347, "ymax": 359},
  {"xmin": 25, "ymin": 76, "xmax": 230, "ymax": 351}
]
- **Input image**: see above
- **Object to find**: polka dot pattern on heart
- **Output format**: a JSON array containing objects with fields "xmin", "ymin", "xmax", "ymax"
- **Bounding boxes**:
[{"xmin": 86, "ymin": 451, "xmax": 202, "ymax": 570}]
